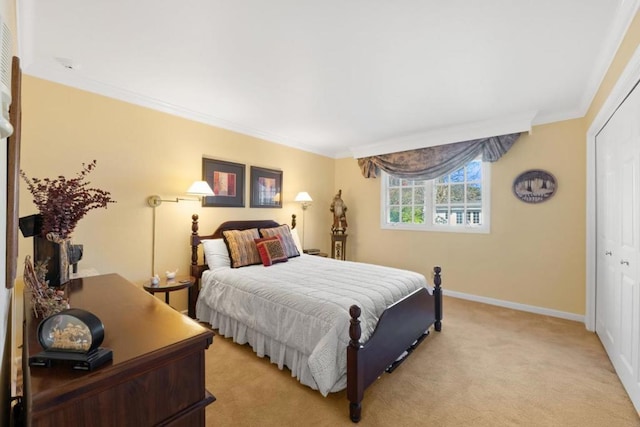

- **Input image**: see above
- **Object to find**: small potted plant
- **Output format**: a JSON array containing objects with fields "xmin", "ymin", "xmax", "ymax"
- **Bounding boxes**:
[{"xmin": 20, "ymin": 160, "xmax": 116, "ymax": 286}]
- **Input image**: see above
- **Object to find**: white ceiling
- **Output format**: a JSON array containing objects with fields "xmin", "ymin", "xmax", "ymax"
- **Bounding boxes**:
[{"xmin": 17, "ymin": 0, "xmax": 639, "ymax": 158}]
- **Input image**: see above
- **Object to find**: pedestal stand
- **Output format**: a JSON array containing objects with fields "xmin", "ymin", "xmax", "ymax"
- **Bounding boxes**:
[{"xmin": 331, "ymin": 233, "xmax": 348, "ymax": 260}]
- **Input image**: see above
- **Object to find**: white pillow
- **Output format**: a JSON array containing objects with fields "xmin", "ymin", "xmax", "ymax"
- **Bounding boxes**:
[
  {"xmin": 290, "ymin": 228, "xmax": 303, "ymax": 254},
  {"xmin": 202, "ymin": 239, "xmax": 231, "ymax": 269}
]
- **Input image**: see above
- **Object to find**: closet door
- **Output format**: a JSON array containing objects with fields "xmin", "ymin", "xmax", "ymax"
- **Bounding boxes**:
[
  {"xmin": 595, "ymin": 83, "xmax": 640, "ymax": 409},
  {"xmin": 595, "ymin": 116, "xmax": 618, "ymax": 345}
]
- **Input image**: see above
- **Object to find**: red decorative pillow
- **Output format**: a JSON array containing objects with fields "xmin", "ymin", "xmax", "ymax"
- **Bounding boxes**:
[{"xmin": 254, "ymin": 236, "xmax": 288, "ymax": 267}]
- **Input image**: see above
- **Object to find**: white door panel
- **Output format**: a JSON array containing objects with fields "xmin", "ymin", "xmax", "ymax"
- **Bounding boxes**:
[
  {"xmin": 596, "ymin": 111, "xmax": 620, "ymax": 351},
  {"xmin": 620, "ymin": 274, "xmax": 636, "ymax": 373},
  {"xmin": 595, "ymin": 80, "xmax": 640, "ymax": 411}
]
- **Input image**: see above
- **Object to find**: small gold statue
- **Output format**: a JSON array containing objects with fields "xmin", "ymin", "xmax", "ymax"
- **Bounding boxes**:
[{"xmin": 330, "ymin": 189, "xmax": 348, "ymax": 234}]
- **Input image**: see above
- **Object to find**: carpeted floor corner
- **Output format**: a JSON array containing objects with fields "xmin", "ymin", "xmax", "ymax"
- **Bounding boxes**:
[{"xmin": 203, "ymin": 296, "xmax": 640, "ymax": 426}]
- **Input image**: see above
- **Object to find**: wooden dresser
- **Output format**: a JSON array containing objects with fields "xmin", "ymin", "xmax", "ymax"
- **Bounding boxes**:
[{"xmin": 22, "ymin": 274, "xmax": 215, "ymax": 426}]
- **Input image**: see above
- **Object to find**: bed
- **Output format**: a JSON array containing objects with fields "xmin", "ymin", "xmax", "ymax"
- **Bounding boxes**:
[{"xmin": 189, "ymin": 214, "xmax": 442, "ymax": 422}]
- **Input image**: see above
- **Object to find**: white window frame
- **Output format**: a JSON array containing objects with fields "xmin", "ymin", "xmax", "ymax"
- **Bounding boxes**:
[{"xmin": 380, "ymin": 160, "xmax": 491, "ymax": 234}]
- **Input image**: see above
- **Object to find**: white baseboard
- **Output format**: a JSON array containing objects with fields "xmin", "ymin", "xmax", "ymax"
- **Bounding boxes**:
[{"xmin": 443, "ymin": 289, "xmax": 585, "ymax": 324}]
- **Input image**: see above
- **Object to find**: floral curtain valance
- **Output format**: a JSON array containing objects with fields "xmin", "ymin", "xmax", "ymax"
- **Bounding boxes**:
[{"xmin": 357, "ymin": 132, "xmax": 521, "ymax": 180}]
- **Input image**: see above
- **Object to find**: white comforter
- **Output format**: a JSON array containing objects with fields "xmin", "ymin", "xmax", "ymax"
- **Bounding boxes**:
[{"xmin": 196, "ymin": 254, "xmax": 430, "ymax": 395}]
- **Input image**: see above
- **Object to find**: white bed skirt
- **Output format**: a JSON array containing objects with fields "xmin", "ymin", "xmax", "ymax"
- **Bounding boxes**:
[{"xmin": 196, "ymin": 299, "xmax": 347, "ymax": 395}]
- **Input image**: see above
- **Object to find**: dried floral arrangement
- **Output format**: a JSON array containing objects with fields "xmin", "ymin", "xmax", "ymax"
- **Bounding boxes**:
[
  {"xmin": 23, "ymin": 255, "xmax": 69, "ymax": 318},
  {"xmin": 20, "ymin": 160, "xmax": 116, "ymax": 239}
]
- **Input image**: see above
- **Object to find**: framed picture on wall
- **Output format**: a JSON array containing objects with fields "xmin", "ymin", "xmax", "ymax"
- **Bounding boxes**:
[
  {"xmin": 250, "ymin": 166, "xmax": 282, "ymax": 208},
  {"xmin": 202, "ymin": 158, "xmax": 245, "ymax": 207},
  {"xmin": 6, "ymin": 57, "xmax": 21, "ymax": 288}
]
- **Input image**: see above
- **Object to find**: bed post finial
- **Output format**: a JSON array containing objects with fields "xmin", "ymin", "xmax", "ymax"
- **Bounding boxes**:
[
  {"xmin": 349, "ymin": 305, "xmax": 361, "ymax": 347},
  {"xmin": 192, "ymin": 214, "xmax": 199, "ymax": 234},
  {"xmin": 291, "ymin": 214, "xmax": 297, "ymax": 229},
  {"xmin": 191, "ymin": 214, "xmax": 200, "ymax": 268},
  {"xmin": 433, "ymin": 266, "xmax": 442, "ymax": 332}
]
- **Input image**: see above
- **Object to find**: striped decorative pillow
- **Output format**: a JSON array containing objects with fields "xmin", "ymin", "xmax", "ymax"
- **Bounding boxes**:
[
  {"xmin": 259, "ymin": 225, "xmax": 300, "ymax": 258},
  {"xmin": 222, "ymin": 228, "xmax": 261, "ymax": 268},
  {"xmin": 255, "ymin": 236, "xmax": 288, "ymax": 266}
]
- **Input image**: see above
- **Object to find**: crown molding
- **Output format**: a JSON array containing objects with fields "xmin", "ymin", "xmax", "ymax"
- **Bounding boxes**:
[
  {"xmin": 22, "ymin": 61, "xmax": 339, "ymax": 158},
  {"xmin": 577, "ymin": 0, "xmax": 640, "ymax": 117},
  {"xmin": 348, "ymin": 113, "xmax": 535, "ymax": 158},
  {"xmin": 16, "ymin": 1, "xmax": 639, "ymax": 161},
  {"xmin": 531, "ymin": 107, "xmax": 585, "ymax": 127}
]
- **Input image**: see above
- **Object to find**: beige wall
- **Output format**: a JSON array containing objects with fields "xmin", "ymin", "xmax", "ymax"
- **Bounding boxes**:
[
  {"xmin": 335, "ymin": 119, "xmax": 587, "ymax": 315},
  {"xmin": 19, "ymin": 77, "xmax": 336, "ymax": 311},
  {"xmin": 17, "ymin": 11, "xmax": 640, "ymax": 317},
  {"xmin": 335, "ymin": 11, "xmax": 640, "ymax": 317}
]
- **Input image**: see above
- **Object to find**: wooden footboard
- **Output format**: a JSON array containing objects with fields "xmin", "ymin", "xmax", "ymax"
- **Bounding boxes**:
[{"xmin": 347, "ymin": 266, "xmax": 442, "ymax": 423}]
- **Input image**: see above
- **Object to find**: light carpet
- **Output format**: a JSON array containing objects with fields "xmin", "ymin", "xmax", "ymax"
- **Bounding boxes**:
[{"xmin": 203, "ymin": 296, "xmax": 640, "ymax": 426}]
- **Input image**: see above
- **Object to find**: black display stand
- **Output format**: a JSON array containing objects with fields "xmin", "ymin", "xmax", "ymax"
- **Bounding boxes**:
[{"xmin": 29, "ymin": 347, "xmax": 113, "ymax": 371}]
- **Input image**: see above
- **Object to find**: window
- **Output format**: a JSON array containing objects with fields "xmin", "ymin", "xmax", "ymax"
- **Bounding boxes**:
[{"xmin": 381, "ymin": 158, "xmax": 490, "ymax": 233}]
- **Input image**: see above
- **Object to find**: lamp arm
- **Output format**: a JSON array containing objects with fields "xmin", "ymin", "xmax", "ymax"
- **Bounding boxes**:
[{"xmin": 147, "ymin": 195, "xmax": 202, "ymax": 207}]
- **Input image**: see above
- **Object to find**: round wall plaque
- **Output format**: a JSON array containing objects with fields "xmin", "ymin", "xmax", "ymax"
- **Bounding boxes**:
[{"xmin": 512, "ymin": 169, "xmax": 557, "ymax": 203}]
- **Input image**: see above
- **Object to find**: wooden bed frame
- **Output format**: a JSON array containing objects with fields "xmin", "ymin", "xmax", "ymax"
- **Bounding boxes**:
[{"xmin": 189, "ymin": 214, "xmax": 443, "ymax": 423}]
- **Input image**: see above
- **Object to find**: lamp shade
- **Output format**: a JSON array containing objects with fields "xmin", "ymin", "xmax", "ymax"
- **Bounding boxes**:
[
  {"xmin": 294, "ymin": 192, "xmax": 313, "ymax": 203},
  {"xmin": 186, "ymin": 181, "xmax": 215, "ymax": 196}
]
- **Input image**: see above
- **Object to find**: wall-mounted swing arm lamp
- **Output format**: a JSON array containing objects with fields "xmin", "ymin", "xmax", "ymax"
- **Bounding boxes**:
[
  {"xmin": 294, "ymin": 191, "xmax": 313, "ymax": 249},
  {"xmin": 147, "ymin": 181, "xmax": 214, "ymax": 207},
  {"xmin": 147, "ymin": 181, "xmax": 214, "ymax": 276}
]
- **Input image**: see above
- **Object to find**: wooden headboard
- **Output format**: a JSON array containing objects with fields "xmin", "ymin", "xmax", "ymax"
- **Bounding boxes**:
[{"xmin": 189, "ymin": 214, "xmax": 297, "ymax": 279}]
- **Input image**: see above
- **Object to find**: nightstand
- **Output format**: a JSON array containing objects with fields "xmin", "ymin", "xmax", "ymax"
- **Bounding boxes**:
[
  {"xmin": 144, "ymin": 276, "xmax": 196, "ymax": 316},
  {"xmin": 303, "ymin": 249, "xmax": 328, "ymax": 257}
]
